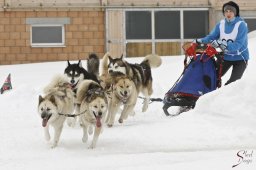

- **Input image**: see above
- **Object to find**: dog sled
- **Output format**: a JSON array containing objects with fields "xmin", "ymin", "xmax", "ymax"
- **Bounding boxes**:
[{"xmin": 162, "ymin": 42, "xmax": 224, "ymax": 116}]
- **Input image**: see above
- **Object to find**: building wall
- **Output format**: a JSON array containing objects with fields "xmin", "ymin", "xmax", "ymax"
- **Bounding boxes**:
[{"xmin": 0, "ymin": 10, "xmax": 104, "ymax": 65}]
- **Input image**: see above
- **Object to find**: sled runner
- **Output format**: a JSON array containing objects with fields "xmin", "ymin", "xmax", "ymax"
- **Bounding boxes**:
[{"xmin": 163, "ymin": 43, "xmax": 223, "ymax": 116}]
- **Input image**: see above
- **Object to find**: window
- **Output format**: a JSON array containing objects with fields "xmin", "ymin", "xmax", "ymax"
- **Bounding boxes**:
[
  {"xmin": 244, "ymin": 18, "xmax": 256, "ymax": 32},
  {"xmin": 26, "ymin": 18, "xmax": 70, "ymax": 47},
  {"xmin": 124, "ymin": 9, "xmax": 208, "ymax": 56},
  {"xmin": 126, "ymin": 11, "xmax": 152, "ymax": 39},
  {"xmin": 184, "ymin": 11, "xmax": 209, "ymax": 39},
  {"xmin": 31, "ymin": 25, "xmax": 65, "ymax": 47},
  {"xmin": 155, "ymin": 11, "xmax": 180, "ymax": 39}
]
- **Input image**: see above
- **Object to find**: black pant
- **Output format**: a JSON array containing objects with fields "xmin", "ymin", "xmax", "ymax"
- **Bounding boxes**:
[{"xmin": 221, "ymin": 60, "xmax": 248, "ymax": 85}]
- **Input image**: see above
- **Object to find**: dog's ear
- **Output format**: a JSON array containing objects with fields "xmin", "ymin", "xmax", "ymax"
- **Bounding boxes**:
[
  {"xmin": 67, "ymin": 60, "xmax": 71, "ymax": 66},
  {"xmin": 108, "ymin": 56, "xmax": 114, "ymax": 62},
  {"xmin": 120, "ymin": 54, "xmax": 124, "ymax": 60},
  {"xmin": 39, "ymin": 95, "xmax": 44, "ymax": 104},
  {"xmin": 49, "ymin": 96, "xmax": 57, "ymax": 106},
  {"xmin": 78, "ymin": 60, "xmax": 82, "ymax": 68}
]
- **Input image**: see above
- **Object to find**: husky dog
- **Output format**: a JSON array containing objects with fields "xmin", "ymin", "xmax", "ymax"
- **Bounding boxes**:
[
  {"xmin": 101, "ymin": 53, "xmax": 161, "ymax": 112},
  {"xmin": 38, "ymin": 75, "xmax": 74, "ymax": 148},
  {"xmin": 64, "ymin": 53, "xmax": 100, "ymax": 126},
  {"xmin": 64, "ymin": 53, "xmax": 100, "ymax": 92},
  {"xmin": 106, "ymin": 75, "xmax": 138, "ymax": 127},
  {"xmin": 76, "ymin": 80, "xmax": 108, "ymax": 149}
]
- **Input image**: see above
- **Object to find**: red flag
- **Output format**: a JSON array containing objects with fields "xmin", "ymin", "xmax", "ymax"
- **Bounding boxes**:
[{"xmin": 1, "ymin": 74, "xmax": 12, "ymax": 94}]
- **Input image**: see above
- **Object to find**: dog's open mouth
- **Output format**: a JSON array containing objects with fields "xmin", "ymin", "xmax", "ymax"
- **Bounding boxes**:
[
  {"xmin": 70, "ymin": 81, "xmax": 79, "ymax": 90},
  {"xmin": 70, "ymin": 83, "xmax": 76, "ymax": 89},
  {"xmin": 96, "ymin": 116, "xmax": 102, "ymax": 128},
  {"xmin": 120, "ymin": 91, "xmax": 128, "ymax": 98},
  {"xmin": 119, "ymin": 92, "xmax": 129, "ymax": 102},
  {"xmin": 42, "ymin": 114, "xmax": 52, "ymax": 127}
]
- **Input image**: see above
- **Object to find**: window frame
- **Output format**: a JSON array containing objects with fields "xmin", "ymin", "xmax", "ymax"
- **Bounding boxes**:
[
  {"xmin": 124, "ymin": 8, "xmax": 209, "ymax": 55},
  {"xmin": 30, "ymin": 24, "xmax": 65, "ymax": 48}
]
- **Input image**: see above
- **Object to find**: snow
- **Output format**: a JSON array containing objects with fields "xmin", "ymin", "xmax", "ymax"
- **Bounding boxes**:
[{"xmin": 0, "ymin": 37, "xmax": 256, "ymax": 170}]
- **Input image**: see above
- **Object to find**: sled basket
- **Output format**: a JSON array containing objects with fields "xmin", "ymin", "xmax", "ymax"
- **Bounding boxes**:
[{"xmin": 163, "ymin": 43, "xmax": 220, "ymax": 116}]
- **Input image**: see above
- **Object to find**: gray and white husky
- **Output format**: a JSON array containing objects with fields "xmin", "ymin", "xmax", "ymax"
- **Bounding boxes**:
[
  {"xmin": 76, "ymin": 80, "xmax": 108, "ymax": 149},
  {"xmin": 100, "ymin": 53, "xmax": 162, "ymax": 112},
  {"xmin": 38, "ymin": 75, "xmax": 75, "ymax": 148}
]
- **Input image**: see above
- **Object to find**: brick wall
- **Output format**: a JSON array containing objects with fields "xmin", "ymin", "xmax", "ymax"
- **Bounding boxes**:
[{"xmin": 0, "ymin": 10, "xmax": 105, "ymax": 65}]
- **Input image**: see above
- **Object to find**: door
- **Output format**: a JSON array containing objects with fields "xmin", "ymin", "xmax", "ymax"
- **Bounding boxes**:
[{"xmin": 106, "ymin": 9, "xmax": 125, "ymax": 57}]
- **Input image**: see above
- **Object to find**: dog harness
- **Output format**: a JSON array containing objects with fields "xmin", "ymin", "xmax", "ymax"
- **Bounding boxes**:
[{"xmin": 58, "ymin": 110, "xmax": 86, "ymax": 117}]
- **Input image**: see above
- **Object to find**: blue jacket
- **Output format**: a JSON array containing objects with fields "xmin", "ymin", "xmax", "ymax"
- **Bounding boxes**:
[{"xmin": 201, "ymin": 17, "xmax": 249, "ymax": 61}]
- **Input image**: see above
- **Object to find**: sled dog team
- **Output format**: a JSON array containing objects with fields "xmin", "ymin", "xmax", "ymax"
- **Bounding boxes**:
[{"xmin": 38, "ymin": 52, "xmax": 162, "ymax": 149}]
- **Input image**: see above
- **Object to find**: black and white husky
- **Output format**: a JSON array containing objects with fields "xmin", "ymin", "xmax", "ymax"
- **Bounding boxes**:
[{"xmin": 64, "ymin": 53, "xmax": 100, "ymax": 92}]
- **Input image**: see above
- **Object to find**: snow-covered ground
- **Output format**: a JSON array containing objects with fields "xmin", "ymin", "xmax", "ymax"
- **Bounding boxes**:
[{"xmin": 0, "ymin": 36, "xmax": 255, "ymax": 170}]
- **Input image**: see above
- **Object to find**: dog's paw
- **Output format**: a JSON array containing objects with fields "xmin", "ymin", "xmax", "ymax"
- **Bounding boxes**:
[
  {"xmin": 118, "ymin": 119, "xmax": 123, "ymax": 124},
  {"xmin": 51, "ymin": 142, "xmax": 57, "ymax": 149},
  {"xmin": 88, "ymin": 143, "xmax": 96, "ymax": 149},
  {"xmin": 107, "ymin": 124, "xmax": 113, "ymax": 128}
]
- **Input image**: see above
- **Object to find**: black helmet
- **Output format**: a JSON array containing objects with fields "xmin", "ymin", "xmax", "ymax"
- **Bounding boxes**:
[{"xmin": 222, "ymin": 1, "xmax": 240, "ymax": 17}]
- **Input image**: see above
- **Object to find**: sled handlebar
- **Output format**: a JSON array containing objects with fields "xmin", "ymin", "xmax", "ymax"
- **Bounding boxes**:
[{"xmin": 183, "ymin": 42, "xmax": 223, "ymax": 59}]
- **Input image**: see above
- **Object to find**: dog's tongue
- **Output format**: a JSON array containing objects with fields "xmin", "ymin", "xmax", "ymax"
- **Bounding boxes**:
[
  {"xmin": 42, "ymin": 118, "xmax": 48, "ymax": 127},
  {"xmin": 96, "ymin": 116, "xmax": 101, "ymax": 128},
  {"xmin": 71, "ymin": 84, "xmax": 76, "ymax": 89}
]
